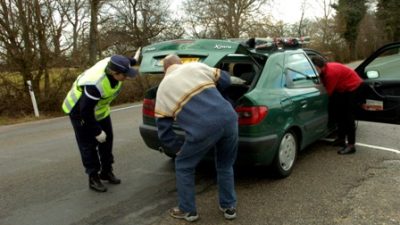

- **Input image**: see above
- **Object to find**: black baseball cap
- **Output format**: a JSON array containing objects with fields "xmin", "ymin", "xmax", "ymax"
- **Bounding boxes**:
[{"xmin": 108, "ymin": 55, "xmax": 138, "ymax": 77}]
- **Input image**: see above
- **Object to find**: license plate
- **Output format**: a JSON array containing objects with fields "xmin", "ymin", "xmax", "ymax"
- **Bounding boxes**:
[
  {"xmin": 181, "ymin": 57, "xmax": 200, "ymax": 63},
  {"xmin": 362, "ymin": 99, "xmax": 383, "ymax": 111},
  {"xmin": 156, "ymin": 57, "xmax": 199, "ymax": 66}
]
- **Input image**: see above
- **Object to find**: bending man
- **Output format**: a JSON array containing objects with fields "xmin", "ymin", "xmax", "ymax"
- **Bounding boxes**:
[{"xmin": 155, "ymin": 55, "xmax": 238, "ymax": 221}]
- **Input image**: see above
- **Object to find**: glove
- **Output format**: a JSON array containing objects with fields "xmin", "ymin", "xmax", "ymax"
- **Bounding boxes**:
[
  {"xmin": 133, "ymin": 47, "xmax": 141, "ymax": 62},
  {"xmin": 230, "ymin": 76, "xmax": 246, "ymax": 85},
  {"xmin": 95, "ymin": 130, "xmax": 107, "ymax": 143}
]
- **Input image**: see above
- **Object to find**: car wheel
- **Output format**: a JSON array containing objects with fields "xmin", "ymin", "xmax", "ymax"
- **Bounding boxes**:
[{"xmin": 272, "ymin": 131, "xmax": 298, "ymax": 178}]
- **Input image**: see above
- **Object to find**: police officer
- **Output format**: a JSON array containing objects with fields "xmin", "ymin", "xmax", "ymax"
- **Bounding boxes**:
[{"xmin": 62, "ymin": 54, "xmax": 138, "ymax": 192}]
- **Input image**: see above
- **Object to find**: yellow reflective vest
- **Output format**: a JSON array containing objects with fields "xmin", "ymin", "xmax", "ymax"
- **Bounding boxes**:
[{"xmin": 62, "ymin": 58, "xmax": 122, "ymax": 121}]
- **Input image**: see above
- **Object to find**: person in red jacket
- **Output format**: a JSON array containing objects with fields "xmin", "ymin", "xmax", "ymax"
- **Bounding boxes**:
[{"xmin": 311, "ymin": 56, "xmax": 364, "ymax": 155}]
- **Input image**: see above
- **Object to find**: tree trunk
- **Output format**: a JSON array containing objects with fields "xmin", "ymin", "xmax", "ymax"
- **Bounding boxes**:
[
  {"xmin": 349, "ymin": 41, "xmax": 356, "ymax": 61},
  {"xmin": 89, "ymin": 0, "xmax": 100, "ymax": 65},
  {"xmin": 33, "ymin": 0, "xmax": 49, "ymax": 96}
]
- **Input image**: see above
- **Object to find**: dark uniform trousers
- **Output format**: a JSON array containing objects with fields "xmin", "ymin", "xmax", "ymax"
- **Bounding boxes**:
[{"xmin": 70, "ymin": 115, "xmax": 114, "ymax": 175}]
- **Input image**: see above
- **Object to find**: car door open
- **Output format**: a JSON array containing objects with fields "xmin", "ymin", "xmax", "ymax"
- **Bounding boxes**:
[{"xmin": 354, "ymin": 42, "xmax": 400, "ymax": 124}]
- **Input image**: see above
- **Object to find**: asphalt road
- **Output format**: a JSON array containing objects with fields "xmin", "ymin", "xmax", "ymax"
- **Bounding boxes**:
[{"xmin": 0, "ymin": 104, "xmax": 399, "ymax": 225}]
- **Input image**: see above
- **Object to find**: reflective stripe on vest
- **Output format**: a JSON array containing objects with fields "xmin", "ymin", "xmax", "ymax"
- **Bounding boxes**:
[{"xmin": 61, "ymin": 57, "xmax": 122, "ymax": 121}]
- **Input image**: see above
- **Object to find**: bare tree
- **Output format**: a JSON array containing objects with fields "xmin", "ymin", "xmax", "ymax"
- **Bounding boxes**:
[
  {"xmin": 60, "ymin": 0, "xmax": 89, "ymax": 64},
  {"xmin": 307, "ymin": 0, "xmax": 345, "ymax": 61},
  {"xmin": 317, "ymin": 0, "xmax": 335, "ymax": 46},
  {"xmin": 183, "ymin": 0, "xmax": 268, "ymax": 38},
  {"xmin": 0, "ymin": 0, "xmax": 74, "ymax": 96},
  {"xmin": 297, "ymin": 0, "xmax": 308, "ymax": 37},
  {"xmin": 32, "ymin": 0, "xmax": 50, "ymax": 95},
  {"xmin": 0, "ymin": 0, "xmax": 36, "ymax": 92},
  {"xmin": 105, "ymin": 0, "xmax": 184, "ymax": 54}
]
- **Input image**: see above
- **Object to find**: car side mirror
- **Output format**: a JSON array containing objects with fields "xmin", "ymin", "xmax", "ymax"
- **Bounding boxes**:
[{"xmin": 366, "ymin": 70, "xmax": 379, "ymax": 79}]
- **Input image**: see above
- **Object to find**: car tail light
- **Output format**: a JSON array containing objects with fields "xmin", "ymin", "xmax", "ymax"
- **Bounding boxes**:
[
  {"xmin": 235, "ymin": 106, "xmax": 268, "ymax": 125},
  {"xmin": 142, "ymin": 98, "xmax": 155, "ymax": 117}
]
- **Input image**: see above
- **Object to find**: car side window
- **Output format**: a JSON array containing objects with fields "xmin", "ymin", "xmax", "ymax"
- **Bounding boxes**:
[
  {"xmin": 365, "ymin": 47, "xmax": 400, "ymax": 80},
  {"xmin": 285, "ymin": 53, "xmax": 318, "ymax": 88}
]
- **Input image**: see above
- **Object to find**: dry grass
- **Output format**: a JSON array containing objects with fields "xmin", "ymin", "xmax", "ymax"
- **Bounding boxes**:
[{"xmin": 0, "ymin": 112, "xmax": 64, "ymax": 126}]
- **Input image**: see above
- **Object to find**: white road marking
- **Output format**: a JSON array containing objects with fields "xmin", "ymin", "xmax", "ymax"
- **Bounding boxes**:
[
  {"xmin": 355, "ymin": 142, "xmax": 400, "ymax": 154},
  {"xmin": 111, "ymin": 103, "xmax": 142, "ymax": 112},
  {"xmin": 0, "ymin": 103, "xmax": 143, "ymax": 130},
  {"xmin": 322, "ymin": 138, "xmax": 400, "ymax": 154}
]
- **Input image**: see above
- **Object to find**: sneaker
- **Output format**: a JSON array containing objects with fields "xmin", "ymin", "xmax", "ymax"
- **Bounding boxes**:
[
  {"xmin": 169, "ymin": 207, "xmax": 199, "ymax": 222},
  {"xmin": 89, "ymin": 174, "xmax": 107, "ymax": 192},
  {"xmin": 219, "ymin": 206, "xmax": 237, "ymax": 220},
  {"xmin": 99, "ymin": 171, "xmax": 121, "ymax": 184}
]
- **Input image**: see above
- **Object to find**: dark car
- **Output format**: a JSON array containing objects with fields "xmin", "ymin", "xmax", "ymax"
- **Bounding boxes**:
[{"xmin": 138, "ymin": 39, "xmax": 400, "ymax": 178}]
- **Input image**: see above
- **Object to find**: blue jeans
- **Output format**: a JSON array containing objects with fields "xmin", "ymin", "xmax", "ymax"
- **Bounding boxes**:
[{"xmin": 175, "ymin": 121, "xmax": 238, "ymax": 213}]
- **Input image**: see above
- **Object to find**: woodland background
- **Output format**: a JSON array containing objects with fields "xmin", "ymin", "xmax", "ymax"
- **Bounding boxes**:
[{"xmin": 0, "ymin": 0, "xmax": 399, "ymax": 121}]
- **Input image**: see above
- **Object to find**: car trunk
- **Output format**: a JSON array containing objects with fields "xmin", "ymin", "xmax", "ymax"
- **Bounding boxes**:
[{"xmin": 139, "ymin": 39, "xmax": 268, "ymax": 127}]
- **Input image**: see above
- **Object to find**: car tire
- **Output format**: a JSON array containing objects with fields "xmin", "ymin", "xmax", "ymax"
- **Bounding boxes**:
[{"xmin": 272, "ymin": 130, "xmax": 298, "ymax": 178}]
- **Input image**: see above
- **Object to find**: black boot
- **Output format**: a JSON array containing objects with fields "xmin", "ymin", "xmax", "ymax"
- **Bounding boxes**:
[
  {"xmin": 338, "ymin": 145, "xmax": 356, "ymax": 155},
  {"xmin": 99, "ymin": 171, "xmax": 121, "ymax": 184},
  {"xmin": 89, "ymin": 173, "xmax": 107, "ymax": 192}
]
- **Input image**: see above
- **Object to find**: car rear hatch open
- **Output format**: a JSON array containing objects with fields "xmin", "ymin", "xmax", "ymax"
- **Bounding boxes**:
[
  {"xmin": 139, "ymin": 39, "xmax": 256, "ymax": 74},
  {"xmin": 139, "ymin": 39, "xmax": 268, "ymax": 126}
]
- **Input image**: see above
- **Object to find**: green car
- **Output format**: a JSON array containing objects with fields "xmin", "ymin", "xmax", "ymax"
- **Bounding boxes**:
[{"xmin": 138, "ymin": 39, "xmax": 400, "ymax": 178}]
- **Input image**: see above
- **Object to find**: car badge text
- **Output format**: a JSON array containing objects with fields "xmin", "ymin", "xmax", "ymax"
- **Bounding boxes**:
[{"xmin": 214, "ymin": 44, "xmax": 232, "ymax": 50}]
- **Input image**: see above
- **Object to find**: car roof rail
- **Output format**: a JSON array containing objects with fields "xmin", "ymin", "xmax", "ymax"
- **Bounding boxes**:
[{"xmin": 228, "ymin": 36, "xmax": 311, "ymax": 53}]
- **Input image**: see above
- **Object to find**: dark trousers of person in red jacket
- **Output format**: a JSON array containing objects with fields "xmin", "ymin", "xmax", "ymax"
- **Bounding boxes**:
[
  {"xmin": 330, "ymin": 83, "xmax": 366, "ymax": 154},
  {"xmin": 332, "ymin": 91, "xmax": 357, "ymax": 144}
]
